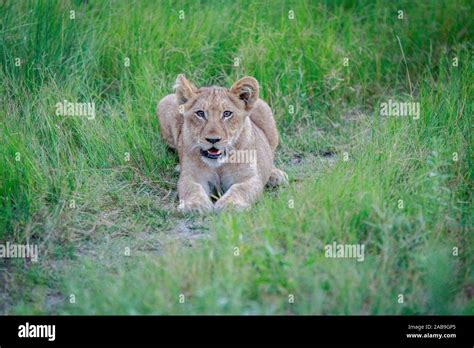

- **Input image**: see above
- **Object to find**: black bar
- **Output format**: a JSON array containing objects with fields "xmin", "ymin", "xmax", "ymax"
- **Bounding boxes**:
[{"xmin": 0, "ymin": 316, "xmax": 472, "ymax": 346}]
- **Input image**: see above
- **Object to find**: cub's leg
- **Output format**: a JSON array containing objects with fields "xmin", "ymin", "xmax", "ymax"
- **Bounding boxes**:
[
  {"xmin": 214, "ymin": 176, "xmax": 263, "ymax": 211},
  {"xmin": 266, "ymin": 167, "xmax": 289, "ymax": 188},
  {"xmin": 156, "ymin": 94, "xmax": 182, "ymax": 149},
  {"xmin": 178, "ymin": 173, "xmax": 214, "ymax": 213}
]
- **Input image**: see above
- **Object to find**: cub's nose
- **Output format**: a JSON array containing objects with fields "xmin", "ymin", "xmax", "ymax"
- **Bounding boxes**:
[{"xmin": 205, "ymin": 137, "xmax": 221, "ymax": 144}]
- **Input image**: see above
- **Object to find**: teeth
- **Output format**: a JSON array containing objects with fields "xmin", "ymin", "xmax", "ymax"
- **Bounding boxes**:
[{"xmin": 201, "ymin": 148, "xmax": 222, "ymax": 158}]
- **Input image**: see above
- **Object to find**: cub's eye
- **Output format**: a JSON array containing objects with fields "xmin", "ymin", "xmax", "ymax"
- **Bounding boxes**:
[
  {"xmin": 195, "ymin": 110, "xmax": 206, "ymax": 119},
  {"xmin": 222, "ymin": 110, "xmax": 233, "ymax": 119}
]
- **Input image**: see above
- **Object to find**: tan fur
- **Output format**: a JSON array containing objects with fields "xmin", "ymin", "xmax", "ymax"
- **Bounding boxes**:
[{"xmin": 157, "ymin": 74, "xmax": 288, "ymax": 212}]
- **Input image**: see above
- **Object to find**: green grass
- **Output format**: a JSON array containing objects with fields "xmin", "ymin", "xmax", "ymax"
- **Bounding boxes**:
[{"xmin": 0, "ymin": 0, "xmax": 472, "ymax": 314}]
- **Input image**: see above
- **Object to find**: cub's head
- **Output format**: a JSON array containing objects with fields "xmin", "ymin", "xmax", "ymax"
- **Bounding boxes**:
[{"xmin": 175, "ymin": 74, "xmax": 259, "ymax": 165}]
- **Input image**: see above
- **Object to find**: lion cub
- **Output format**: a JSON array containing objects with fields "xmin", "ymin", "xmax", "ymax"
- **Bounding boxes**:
[{"xmin": 157, "ymin": 74, "xmax": 288, "ymax": 212}]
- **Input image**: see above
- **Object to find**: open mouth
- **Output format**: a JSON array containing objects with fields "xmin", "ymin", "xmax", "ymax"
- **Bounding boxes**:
[{"xmin": 200, "ymin": 147, "xmax": 223, "ymax": 159}]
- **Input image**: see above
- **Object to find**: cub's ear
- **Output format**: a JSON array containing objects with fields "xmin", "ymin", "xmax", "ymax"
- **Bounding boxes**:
[
  {"xmin": 174, "ymin": 74, "xmax": 197, "ymax": 104},
  {"xmin": 230, "ymin": 76, "xmax": 259, "ymax": 110}
]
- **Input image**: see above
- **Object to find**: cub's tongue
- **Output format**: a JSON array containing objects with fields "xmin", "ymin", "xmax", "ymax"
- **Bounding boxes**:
[{"xmin": 207, "ymin": 148, "xmax": 221, "ymax": 155}]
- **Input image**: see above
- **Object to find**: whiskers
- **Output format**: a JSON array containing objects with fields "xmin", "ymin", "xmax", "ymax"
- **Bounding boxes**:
[
  {"xmin": 190, "ymin": 142, "xmax": 204, "ymax": 152},
  {"xmin": 192, "ymin": 139, "xmax": 230, "ymax": 152},
  {"xmin": 224, "ymin": 143, "xmax": 235, "ymax": 155}
]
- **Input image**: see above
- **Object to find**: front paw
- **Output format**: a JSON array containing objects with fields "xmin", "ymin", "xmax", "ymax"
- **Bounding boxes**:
[
  {"xmin": 214, "ymin": 195, "xmax": 250, "ymax": 212},
  {"xmin": 178, "ymin": 198, "xmax": 214, "ymax": 213},
  {"xmin": 267, "ymin": 167, "xmax": 289, "ymax": 187}
]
